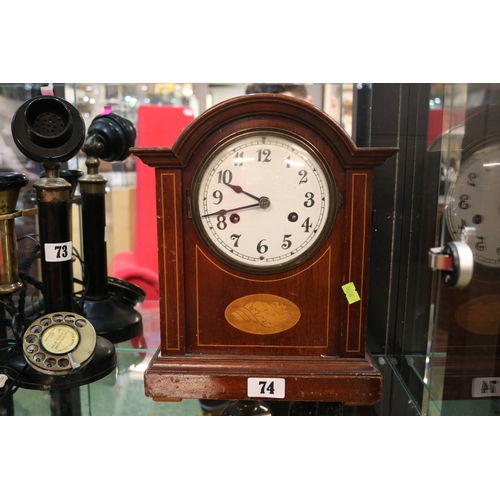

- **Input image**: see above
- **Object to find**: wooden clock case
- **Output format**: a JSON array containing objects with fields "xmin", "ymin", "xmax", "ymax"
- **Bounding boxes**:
[{"xmin": 131, "ymin": 94, "xmax": 398, "ymax": 405}]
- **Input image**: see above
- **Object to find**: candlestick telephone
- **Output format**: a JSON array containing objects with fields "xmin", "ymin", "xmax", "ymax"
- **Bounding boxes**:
[{"xmin": 0, "ymin": 90, "xmax": 142, "ymax": 401}]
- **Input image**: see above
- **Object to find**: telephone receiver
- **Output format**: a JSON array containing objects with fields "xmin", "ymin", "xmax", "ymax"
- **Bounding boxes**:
[
  {"xmin": 79, "ymin": 110, "xmax": 145, "ymax": 344},
  {"xmin": 11, "ymin": 94, "xmax": 85, "ymax": 163},
  {"xmin": 85, "ymin": 109, "xmax": 136, "ymax": 162},
  {"xmin": 9, "ymin": 93, "xmax": 115, "ymax": 381}
]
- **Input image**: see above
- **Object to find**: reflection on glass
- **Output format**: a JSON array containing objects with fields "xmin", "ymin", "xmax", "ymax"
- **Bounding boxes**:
[{"xmin": 424, "ymin": 83, "xmax": 500, "ymax": 416}]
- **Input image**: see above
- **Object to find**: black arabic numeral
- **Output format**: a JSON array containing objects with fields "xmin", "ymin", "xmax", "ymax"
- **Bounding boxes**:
[
  {"xmin": 458, "ymin": 194, "xmax": 470, "ymax": 210},
  {"xmin": 234, "ymin": 151, "xmax": 244, "ymax": 167},
  {"xmin": 298, "ymin": 170, "xmax": 308, "ymax": 184},
  {"xmin": 257, "ymin": 239, "xmax": 269, "ymax": 254},
  {"xmin": 217, "ymin": 215, "xmax": 227, "ymax": 230},
  {"xmin": 304, "ymin": 192, "xmax": 315, "ymax": 207},
  {"xmin": 257, "ymin": 149, "xmax": 271, "ymax": 162},
  {"xmin": 301, "ymin": 217, "xmax": 312, "ymax": 232},
  {"xmin": 467, "ymin": 172, "xmax": 477, "ymax": 187},
  {"xmin": 475, "ymin": 236, "xmax": 486, "ymax": 252},
  {"xmin": 213, "ymin": 190, "xmax": 223, "ymax": 205},
  {"xmin": 217, "ymin": 170, "xmax": 233, "ymax": 184},
  {"xmin": 282, "ymin": 234, "xmax": 292, "ymax": 249},
  {"xmin": 230, "ymin": 234, "xmax": 241, "ymax": 247}
]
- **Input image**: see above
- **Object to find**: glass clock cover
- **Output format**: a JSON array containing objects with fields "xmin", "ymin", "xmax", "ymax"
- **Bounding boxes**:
[{"xmin": 192, "ymin": 131, "xmax": 339, "ymax": 273}]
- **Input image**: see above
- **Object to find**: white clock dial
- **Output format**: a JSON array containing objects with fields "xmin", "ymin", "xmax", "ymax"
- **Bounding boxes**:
[
  {"xmin": 192, "ymin": 131, "xmax": 338, "ymax": 273},
  {"xmin": 446, "ymin": 144, "xmax": 500, "ymax": 268}
]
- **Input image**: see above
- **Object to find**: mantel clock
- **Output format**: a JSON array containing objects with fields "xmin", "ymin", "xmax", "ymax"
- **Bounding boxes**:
[{"xmin": 131, "ymin": 94, "xmax": 398, "ymax": 405}]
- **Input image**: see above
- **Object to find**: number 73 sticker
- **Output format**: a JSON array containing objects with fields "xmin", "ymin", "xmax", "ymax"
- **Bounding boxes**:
[
  {"xmin": 44, "ymin": 242, "xmax": 73, "ymax": 262},
  {"xmin": 247, "ymin": 378, "xmax": 285, "ymax": 399}
]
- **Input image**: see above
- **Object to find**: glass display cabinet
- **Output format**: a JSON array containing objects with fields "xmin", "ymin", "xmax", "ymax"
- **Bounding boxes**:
[
  {"xmin": 422, "ymin": 84, "xmax": 500, "ymax": 415},
  {"xmin": 368, "ymin": 83, "xmax": 500, "ymax": 416},
  {"xmin": 1, "ymin": 82, "xmax": 498, "ymax": 416}
]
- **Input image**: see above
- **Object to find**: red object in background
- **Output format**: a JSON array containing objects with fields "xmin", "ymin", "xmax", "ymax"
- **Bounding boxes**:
[
  {"xmin": 427, "ymin": 107, "xmax": 466, "ymax": 145},
  {"xmin": 134, "ymin": 105, "xmax": 195, "ymax": 274},
  {"xmin": 111, "ymin": 105, "xmax": 195, "ymax": 299}
]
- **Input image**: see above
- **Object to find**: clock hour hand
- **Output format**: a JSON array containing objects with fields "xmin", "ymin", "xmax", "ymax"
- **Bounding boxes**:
[
  {"xmin": 227, "ymin": 184, "xmax": 261, "ymax": 202},
  {"xmin": 202, "ymin": 203, "xmax": 260, "ymax": 218}
]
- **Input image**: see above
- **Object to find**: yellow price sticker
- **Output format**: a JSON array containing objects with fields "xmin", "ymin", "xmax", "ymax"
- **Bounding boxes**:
[{"xmin": 342, "ymin": 282, "xmax": 361, "ymax": 304}]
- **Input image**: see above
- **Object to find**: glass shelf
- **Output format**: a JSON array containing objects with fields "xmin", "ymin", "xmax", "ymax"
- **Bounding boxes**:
[{"xmin": 9, "ymin": 301, "xmax": 201, "ymax": 416}]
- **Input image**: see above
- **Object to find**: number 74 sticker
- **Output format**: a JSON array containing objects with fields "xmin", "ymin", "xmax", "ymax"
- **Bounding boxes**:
[
  {"xmin": 472, "ymin": 377, "xmax": 500, "ymax": 398},
  {"xmin": 247, "ymin": 378, "xmax": 285, "ymax": 399}
]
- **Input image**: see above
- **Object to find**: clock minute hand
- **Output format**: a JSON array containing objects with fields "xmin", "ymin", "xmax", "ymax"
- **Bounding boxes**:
[{"xmin": 202, "ymin": 203, "xmax": 260, "ymax": 218}]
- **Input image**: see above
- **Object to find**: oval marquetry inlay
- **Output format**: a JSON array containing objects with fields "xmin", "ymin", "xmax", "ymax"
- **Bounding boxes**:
[
  {"xmin": 455, "ymin": 294, "xmax": 500, "ymax": 335},
  {"xmin": 225, "ymin": 294, "xmax": 301, "ymax": 335}
]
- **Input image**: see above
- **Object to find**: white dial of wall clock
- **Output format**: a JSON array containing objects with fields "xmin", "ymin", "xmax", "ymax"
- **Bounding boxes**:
[
  {"xmin": 446, "ymin": 143, "xmax": 500, "ymax": 268},
  {"xmin": 192, "ymin": 131, "xmax": 340, "ymax": 273}
]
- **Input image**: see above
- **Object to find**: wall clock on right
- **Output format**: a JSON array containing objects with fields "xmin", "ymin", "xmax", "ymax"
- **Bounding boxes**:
[{"xmin": 438, "ymin": 103, "xmax": 500, "ymax": 401}]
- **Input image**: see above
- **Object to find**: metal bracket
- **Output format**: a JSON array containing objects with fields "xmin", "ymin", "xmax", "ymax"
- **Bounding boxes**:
[{"xmin": 429, "ymin": 228, "xmax": 475, "ymax": 288}]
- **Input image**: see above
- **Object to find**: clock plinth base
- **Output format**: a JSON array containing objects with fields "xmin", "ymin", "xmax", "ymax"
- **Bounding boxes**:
[{"xmin": 144, "ymin": 350, "xmax": 382, "ymax": 406}]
